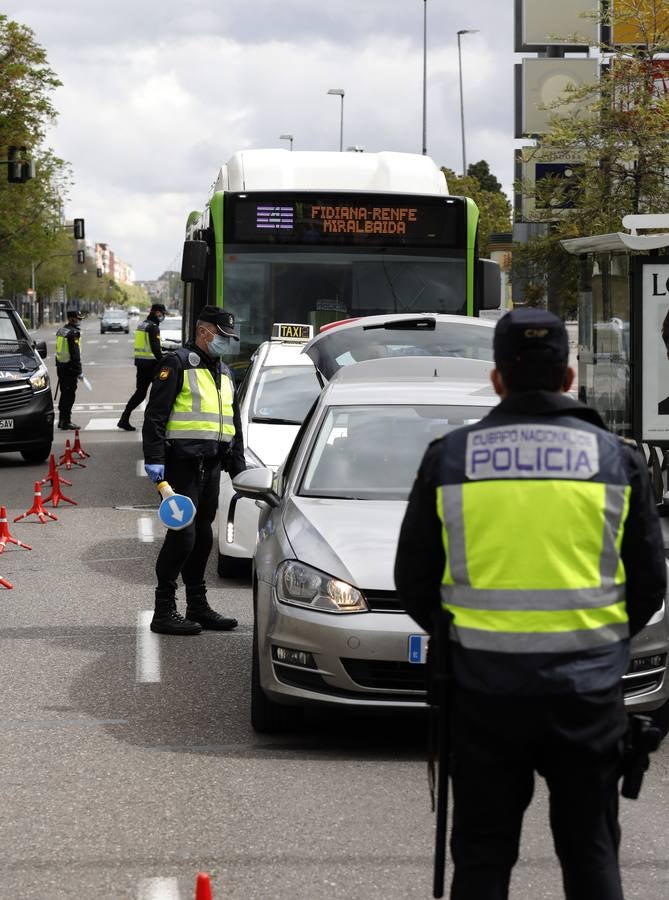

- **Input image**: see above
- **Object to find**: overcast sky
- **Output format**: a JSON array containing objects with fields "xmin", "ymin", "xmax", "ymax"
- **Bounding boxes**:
[{"xmin": 6, "ymin": 0, "xmax": 515, "ymax": 279}]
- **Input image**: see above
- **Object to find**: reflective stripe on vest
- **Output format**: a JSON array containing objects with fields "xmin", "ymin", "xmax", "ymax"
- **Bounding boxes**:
[
  {"xmin": 55, "ymin": 328, "xmax": 79, "ymax": 364},
  {"xmin": 166, "ymin": 367, "xmax": 235, "ymax": 442},
  {"xmin": 134, "ymin": 322, "xmax": 154, "ymax": 359},
  {"xmin": 437, "ymin": 478, "xmax": 631, "ymax": 654}
]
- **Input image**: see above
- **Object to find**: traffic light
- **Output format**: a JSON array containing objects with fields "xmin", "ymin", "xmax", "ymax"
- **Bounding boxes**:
[
  {"xmin": 77, "ymin": 250, "xmax": 85, "ymax": 264},
  {"xmin": 6, "ymin": 146, "xmax": 34, "ymax": 183},
  {"xmin": 73, "ymin": 218, "xmax": 85, "ymax": 239}
]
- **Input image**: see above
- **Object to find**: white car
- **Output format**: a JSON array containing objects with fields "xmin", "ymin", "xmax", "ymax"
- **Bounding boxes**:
[
  {"xmin": 160, "ymin": 316, "xmax": 183, "ymax": 351},
  {"xmin": 217, "ymin": 324, "xmax": 322, "ymax": 576}
]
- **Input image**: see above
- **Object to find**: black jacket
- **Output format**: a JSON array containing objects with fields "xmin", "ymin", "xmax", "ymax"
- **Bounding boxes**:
[
  {"xmin": 142, "ymin": 342, "xmax": 246, "ymax": 475},
  {"xmin": 395, "ymin": 391, "xmax": 666, "ymax": 642}
]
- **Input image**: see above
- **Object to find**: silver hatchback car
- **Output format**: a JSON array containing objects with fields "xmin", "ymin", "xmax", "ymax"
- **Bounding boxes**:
[{"xmin": 234, "ymin": 356, "xmax": 669, "ymax": 732}]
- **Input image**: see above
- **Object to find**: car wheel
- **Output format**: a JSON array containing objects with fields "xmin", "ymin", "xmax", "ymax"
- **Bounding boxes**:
[
  {"xmin": 651, "ymin": 699, "xmax": 669, "ymax": 740},
  {"xmin": 124, "ymin": 329, "xmax": 129, "ymax": 334},
  {"xmin": 20, "ymin": 443, "xmax": 52, "ymax": 464},
  {"xmin": 217, "ymin": 551, "xmax": 250, "ymax": 579},
  {"xmin": 251, "ymin": 593, "xmax": 303, "ymax": 733},
  {"xmin": 100, "ymin": 329, "xmax": 105, "ymax": 334}
]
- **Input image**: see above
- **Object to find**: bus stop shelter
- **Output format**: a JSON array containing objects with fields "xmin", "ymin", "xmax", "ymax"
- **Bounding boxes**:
[{"xmin": 562, "ymin": 215, "xmax": 669, "ymax": 502}]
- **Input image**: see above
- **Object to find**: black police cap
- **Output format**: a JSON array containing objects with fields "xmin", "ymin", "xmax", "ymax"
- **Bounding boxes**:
[
  {"xmin": 150, "ymin": 303, "xmax": 167, "ymax": 313},
  {"xmin": 197, "ymin": 305, "xmax": 239, "ymax": 341},
  {"xmin": 66, "ymin": 309, "xmax": 84, "ymax": 320},
  {"xmin": 493, "ymin": 308, "xmax": 569, "ymax": 366}
]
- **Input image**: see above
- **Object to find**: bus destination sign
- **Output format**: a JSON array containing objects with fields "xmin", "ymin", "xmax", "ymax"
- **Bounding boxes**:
[{"xmin": 229, "ymin": 194, "xmax": 462, "ymax": 248}]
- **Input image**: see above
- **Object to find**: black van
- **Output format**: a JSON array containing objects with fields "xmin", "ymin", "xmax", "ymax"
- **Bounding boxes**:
[{"xmin": 0, "ymin": 299, "xmax": 54, "ymax": 463}]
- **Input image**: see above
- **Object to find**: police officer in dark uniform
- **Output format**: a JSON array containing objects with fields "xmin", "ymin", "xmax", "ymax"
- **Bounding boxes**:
[
  {"xmin": 395, "ymin": 309, "xmax": 666, "ymax": 899},
  {"xmin": 142, "ymin": 306, "xmax": 246, "ymax": 635},
  {"xmin": 117, "ymin": 302, "xmax": 166, "ymax": 431},
  {"xmin": 55, "ymin": 309, "xmax": 84, "ymax": 430}
]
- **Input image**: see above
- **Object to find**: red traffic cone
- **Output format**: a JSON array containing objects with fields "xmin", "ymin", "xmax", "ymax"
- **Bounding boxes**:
[
  {"xmin": 41, "ymin": 453, "xmax": 72, "ymax": 487},
  {"xmin": 59, "ymin": 439, "xmax": 86, "ymax": 470},
  {"xmin": 43, "ymin": 468, "xmax": 77, "ymax": 507},
  {"xmin": 194, "ymin": 873, "xmax": 213, "ymax": 900},
  {"xmin": 0, "ymin": 574, "xmax": 12, "ymax": 589},
  {"xmin": 13, "ymin": 482, "xmax": 58, "ymax": 524},
  {"xmin": 0, "ymin": 506, "xmax": 32, "ymax": 552},
  {"xmin": 72, "ymin": 429, "xmax": 90, "ymax": 459}
]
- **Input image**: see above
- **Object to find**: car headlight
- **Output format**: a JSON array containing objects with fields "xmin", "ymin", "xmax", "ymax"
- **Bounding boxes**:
[
  {"xmin": 275, "ymin": 560, "xmax": 368, "ymax": 614},
  {"xmin": 29, "ymin": 368, "xmax": 49, "ymax": 392}
]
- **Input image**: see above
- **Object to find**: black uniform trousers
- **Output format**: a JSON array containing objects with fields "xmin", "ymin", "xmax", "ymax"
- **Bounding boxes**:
[
  {"xmin": 449, "ymin": 687, "xmax": 626, "ymax": 900},
  {"xmin": 155, "ymin": 455, "xmax": 221, "ymax": 599},
  {"xmin": 56, "ymin": 367, "xmax": 78, "ymax": 423},
  {"xmin": 120, "ymin": 361, "xmax": 156, "ymax": 421}
]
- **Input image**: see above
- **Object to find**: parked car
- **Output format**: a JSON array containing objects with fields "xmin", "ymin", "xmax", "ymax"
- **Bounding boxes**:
[
  {"xmin": 0, "ymin": 299, "xmax": 54, "ymax": 463},
  {"xmin": 234, "ymin": 355, "xmax": 669, "ymax": 732},
  {"xmin": 100, "ymin": 309, "xmax": 129, "ymax": 334},
  {"xmin": 159, "ymin": 316, "xmax": 183, "ymax": 351},
  {"xmin": 218, "ymin": 323, "xmax": 321, "ymax": 575}
]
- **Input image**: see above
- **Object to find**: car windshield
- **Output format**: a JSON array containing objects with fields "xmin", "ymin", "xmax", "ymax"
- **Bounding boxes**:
[
  {"xmin": 0, "ymin": 311, "xmax": 23, "ymax": 341},
  {"xmin": 250, "ymin": 365, "xmax": 321, "ymax": 425},
  {"xmin": 300, "ymin": 404, "xmax": 490, "ymax": 500},
  {"xmin": 162, "ymin": 318, "xmax": 182, "ymax": 331},
  {"xmin": 307, "ymin": 320, "xmax": 494, "ymax": 380}
]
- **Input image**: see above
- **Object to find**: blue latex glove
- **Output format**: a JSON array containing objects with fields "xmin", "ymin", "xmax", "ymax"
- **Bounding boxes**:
[{"xmin": 144, "ymin": 463, "xmax": 165, "ymax": 483}]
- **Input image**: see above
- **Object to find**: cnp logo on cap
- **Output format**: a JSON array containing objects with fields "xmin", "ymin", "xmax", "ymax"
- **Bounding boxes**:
[{"xmin": 524, "ymin": 329, "xmax": 549, "ymax": 338}]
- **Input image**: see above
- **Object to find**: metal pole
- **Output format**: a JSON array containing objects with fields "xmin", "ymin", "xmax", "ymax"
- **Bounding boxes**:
[
  {"xmin": 339, "ymin": 94, "xmax": 344, "ymax": 152},
  {"xmin": 422, "ymin": 0, "xmax": 427, "ymax": 155},
  {"xmin": 458, "ymin": 31, "xmax": 466, "ymax": 176}
]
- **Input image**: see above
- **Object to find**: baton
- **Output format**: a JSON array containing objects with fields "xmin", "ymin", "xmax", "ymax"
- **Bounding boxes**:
[{"xmin": 54, "ymin": 377, "xmax": 60, "ymax": 401}]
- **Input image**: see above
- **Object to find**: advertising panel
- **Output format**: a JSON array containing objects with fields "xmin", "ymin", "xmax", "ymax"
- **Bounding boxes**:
[
  {"xmin": 518, "ymin": 148, "xmax": 585, "ymax": 220},
  {"xmin": 639, "ymin": 261, "xmax": 669, "ymax": 441},
  {"xmin": 517, "ymin": 0, "xmax": 599, "ymax": 51},
  {"xmin": 521, "ymin": 58, "xmax": 599, "ymax": 135}
]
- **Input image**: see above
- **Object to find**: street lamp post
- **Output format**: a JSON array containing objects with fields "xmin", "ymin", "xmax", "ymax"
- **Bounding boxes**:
[
  {"xmin": 327, "ymin": 89, "xmax": 345, "ymax": 152},
  {"xmin": 422, "ymin": 0, "xmax": 427, "ymax": 155},
  {"xmin": 457, "ymin": 29, "xmax": 478, "ymax": 177},
  {"xmin": 279, "ymin": 133, "xmax": 294, "ymax": 151}
]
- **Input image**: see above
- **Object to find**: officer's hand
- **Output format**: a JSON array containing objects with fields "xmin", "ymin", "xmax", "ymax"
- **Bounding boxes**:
[{"xmin": 144, "ymin": 463, "xmax": 165, "ymax": 483}]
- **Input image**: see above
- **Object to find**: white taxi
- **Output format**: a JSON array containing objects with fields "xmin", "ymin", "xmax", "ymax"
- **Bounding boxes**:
[{"xmin": 217, "ymin": 323, "xmax": 321, "ymax": 576}]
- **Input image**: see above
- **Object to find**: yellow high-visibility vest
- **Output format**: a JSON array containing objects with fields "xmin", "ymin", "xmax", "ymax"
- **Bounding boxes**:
[
  {"xmin": 166, "ymin": 367, "xmax": 235, "ymax": 443},
  {"xmin": 134, "ymin": 321, "xmax": 155, "ymax": 360}
]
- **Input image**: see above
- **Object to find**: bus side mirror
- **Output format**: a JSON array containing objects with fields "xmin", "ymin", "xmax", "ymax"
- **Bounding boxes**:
[
  {"xmin": 478, "ymin": 258, "xmax": 501, "ymax": 311},
  {"xmin": 181, "ymin": 240, "xmax": 208, "ymax": 282}
]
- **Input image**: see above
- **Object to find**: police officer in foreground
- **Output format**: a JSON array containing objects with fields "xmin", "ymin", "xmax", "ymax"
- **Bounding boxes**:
[
  {"xmin": 117, "ymin": 302, "xmax": 167, "ymax": 431},
  {"xmin": 394, "ymin": 309, "xmax": 666, "ymax": 899},
  {"xmin": 55, "ymin": 309, "xmax": 84, "ymax": 430},
  {"xmin": 142, "ymin": 306, "xmax": 245, "ymax": 635}
]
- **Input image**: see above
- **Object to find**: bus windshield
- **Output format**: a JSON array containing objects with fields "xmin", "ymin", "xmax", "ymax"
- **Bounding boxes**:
[{"xmin": 220, "ymin": 250, "xmax": 466, "ymax": 368}]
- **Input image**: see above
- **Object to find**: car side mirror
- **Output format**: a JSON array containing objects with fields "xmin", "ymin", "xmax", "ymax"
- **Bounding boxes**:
[
  {"xmin": 477, "ymin": 258, "xmax": 502, "ymax": 311},
  {"xmin": 232, "ymin": 467, "xmax": 281, "ymax": 509},
  {"xmin": 181, "ymin": 240, "xmax": 208, "ymax": 282},
  {"xmin": 34, "ymin": 340, "xmax": 47, "ymax": 359}
]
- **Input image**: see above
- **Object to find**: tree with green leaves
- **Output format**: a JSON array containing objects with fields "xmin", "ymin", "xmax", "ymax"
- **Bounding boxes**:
[
  {"xmin": 514, "ymin": 0, "xmax": 669, "ymax": 313},
  {"xmin": 467, "ymin": 160, "xmax": 504, "ymax": 195},
  {"xmin": 442, "ymin": 163, "xmax": 512, "ymax": 257},
  {"xmin": 0, "ymin": 14, "xmax": 72, "ymax": 300}
]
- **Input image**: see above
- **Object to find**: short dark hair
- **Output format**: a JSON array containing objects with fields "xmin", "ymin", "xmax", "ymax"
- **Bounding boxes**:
[{"xmin": 498, "ymin": 355, "xmax": 568, "ymax": 393}]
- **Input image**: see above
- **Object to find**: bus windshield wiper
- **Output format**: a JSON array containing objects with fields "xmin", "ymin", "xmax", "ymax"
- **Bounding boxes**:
[{"xmin": 251, "ymin": 416, "xmax": 301, "ymax": 425}]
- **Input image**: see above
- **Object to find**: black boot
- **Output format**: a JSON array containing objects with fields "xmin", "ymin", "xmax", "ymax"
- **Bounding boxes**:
[
  {"xmin": 58, "ymin": 421, "xmax": 81, "ymax": 430},
  {"xmin": 186, "ymin": 588, "xmax": 238, "ymax": 631},
  {"xmin": 150, "ymin": 598, "xmax": 202, "ymax": 635},
  {"xmin": 117, "ymin": 417, "xmax": 136, "ymax": 431}
]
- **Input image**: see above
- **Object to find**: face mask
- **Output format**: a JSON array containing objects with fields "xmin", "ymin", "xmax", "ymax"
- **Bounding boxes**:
[{"xmin": 207, "ymin": 333, "xmax": 228, "ymax": 357}]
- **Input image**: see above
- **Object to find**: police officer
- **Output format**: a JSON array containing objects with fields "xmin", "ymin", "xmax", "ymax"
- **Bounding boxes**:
[
  {"xmin": 394, "ymin": 309, "xmax": 666, "ymax": 899},
  {"xmin": 55, "ymin": 309, "xmax": 84, "ymax": 430},
  {"xmin": 142, "ymin": 306, "xmax": 246, "ymax": 635},
  {"xmin": 117, "ymin": 302, "xmax": 166, "ymax": 431}
]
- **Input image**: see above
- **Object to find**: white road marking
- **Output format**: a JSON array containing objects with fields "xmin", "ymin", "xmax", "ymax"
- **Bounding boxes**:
[
  {"xmin": 85, "ymin": 418, "xmax": 121, "ymax": 430},
  {"xmin": 108, "ymin": 339, "xmax": 120, "ymax": 343},
  {"xmin": 136, "ymin": 611, "xmax": 161, "ymax": 684},
  {"xmin": 137, "ymin": 881, "xmax": 180, "ymax": 899},
  {"xmin": 137, "ymin": 460, "xmax": 149, "ymax": 477},
  {"xmin": 88, "ymin": 339, "xmax": 100, "ymax": 345},
  {"xmin": 138, "ymin": 516, "xmax": 155, "ymax": 543}
]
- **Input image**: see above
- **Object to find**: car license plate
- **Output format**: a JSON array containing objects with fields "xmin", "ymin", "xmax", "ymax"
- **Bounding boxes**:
[
  {"xmin": 0, "ymin": 418, "xmax": 14, "ymax": 430},
  {"xmin": 408, "ymin": 634, "xmax": 429, "ymax": 664}
]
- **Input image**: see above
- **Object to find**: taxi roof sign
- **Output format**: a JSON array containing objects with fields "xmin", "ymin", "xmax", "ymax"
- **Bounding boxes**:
[{"xmin": 271, "ymin": 323, "xmax": 313, "ymax": 342}]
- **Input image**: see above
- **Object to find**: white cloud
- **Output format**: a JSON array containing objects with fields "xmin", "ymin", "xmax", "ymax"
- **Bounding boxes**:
[{"xmin": 6, "ymin": 1, "xmax": 515, "ymax": 277}]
